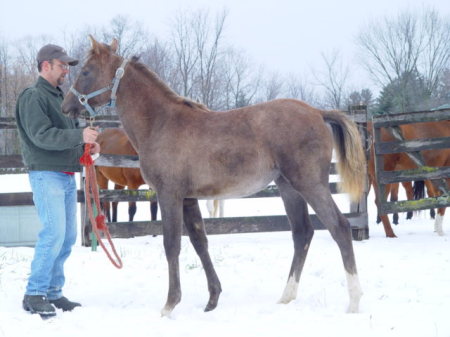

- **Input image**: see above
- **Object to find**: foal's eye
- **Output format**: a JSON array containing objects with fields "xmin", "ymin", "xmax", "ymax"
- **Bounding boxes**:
[{"xmin": 82, "ymin": 71, "xmax": 89, "ymax": 76}]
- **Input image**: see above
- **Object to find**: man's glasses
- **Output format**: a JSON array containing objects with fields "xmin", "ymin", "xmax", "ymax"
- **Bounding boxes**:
[{"xmin": 49, "ymin": 61, "xmax": 69, "ymax": 71}]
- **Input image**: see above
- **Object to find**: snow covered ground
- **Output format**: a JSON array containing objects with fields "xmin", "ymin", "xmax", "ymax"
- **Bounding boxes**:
[{"xmin": 0, "ymin": 173, "xmax": 449, "ymax": 337}]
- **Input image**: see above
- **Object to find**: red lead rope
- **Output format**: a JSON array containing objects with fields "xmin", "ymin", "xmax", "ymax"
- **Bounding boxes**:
[{"xmin": 80, "ymin": 144, "xmax": 123, "ymax": 269}]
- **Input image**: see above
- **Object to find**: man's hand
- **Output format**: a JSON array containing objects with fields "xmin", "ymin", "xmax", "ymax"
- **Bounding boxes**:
[
  {"xmin": 89, "ymin": 142, "xmax": 100, "ymax": 155},
  {"xmin": 83, "ymin": 126, "xmax": 99, "ymax": 144}
]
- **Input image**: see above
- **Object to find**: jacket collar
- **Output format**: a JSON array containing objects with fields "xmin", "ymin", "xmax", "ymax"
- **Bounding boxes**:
[{"xmin": 37, "ymin": 76, "xmax": 64, "ymax": 97}]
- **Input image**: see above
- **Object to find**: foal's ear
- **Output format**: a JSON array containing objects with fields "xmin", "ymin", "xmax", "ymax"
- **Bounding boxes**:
[
  {"xmin": 88, "ymin": 35, "xmax": 102, "ymax": 54},
  {"xmin": 110, "ymin": 39, "xmax": 119, "ymax": 53}
]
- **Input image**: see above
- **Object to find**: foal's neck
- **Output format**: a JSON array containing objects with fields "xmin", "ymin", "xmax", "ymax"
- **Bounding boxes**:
[{"xmin": 114, "ymin": 62, "xmax": 178, "ymax": 151}]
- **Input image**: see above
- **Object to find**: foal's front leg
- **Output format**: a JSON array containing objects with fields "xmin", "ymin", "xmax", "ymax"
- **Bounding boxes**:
[{"xmin": 159, "ymin": 194, "xmax": 184, "ymax": 316}]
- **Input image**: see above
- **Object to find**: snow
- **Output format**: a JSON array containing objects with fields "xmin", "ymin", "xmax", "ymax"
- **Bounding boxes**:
[{"xmin": 0, "ymin": 173, "xmax": 449, "ymax": 337}]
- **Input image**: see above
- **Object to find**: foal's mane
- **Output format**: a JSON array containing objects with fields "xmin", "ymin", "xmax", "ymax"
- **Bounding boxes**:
[{"xmin": 129, "ymin": 55, "xmax": 209, "ymax": 111}]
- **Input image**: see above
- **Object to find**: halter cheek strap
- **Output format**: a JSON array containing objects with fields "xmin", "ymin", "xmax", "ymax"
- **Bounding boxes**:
[{"xmin": 69, "ymin": 58, "xmax": 129, "ymax": 117}]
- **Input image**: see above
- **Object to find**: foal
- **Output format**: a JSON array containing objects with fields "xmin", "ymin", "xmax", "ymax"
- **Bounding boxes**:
[{"xmin": 62, "ymin": 37, "xmax": 366, "ymax": 316}]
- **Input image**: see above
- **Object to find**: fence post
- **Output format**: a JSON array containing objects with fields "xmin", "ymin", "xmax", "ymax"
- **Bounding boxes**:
[{"xmin": 348, "ymin": 105, "xmax": 369, "ymax": 240}]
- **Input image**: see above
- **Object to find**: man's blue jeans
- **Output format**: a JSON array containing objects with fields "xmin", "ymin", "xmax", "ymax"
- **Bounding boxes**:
[{"xmin": 25, "ymin": 171, "xmax": 78, "ymax": 300}]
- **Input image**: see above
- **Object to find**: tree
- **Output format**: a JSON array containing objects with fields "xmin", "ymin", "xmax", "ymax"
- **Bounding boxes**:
[
  {"xmin": 357, "ymin": 8, "xmax": 450, "ymax": 93},
  {"xmin": 140, "ymin": 38, "xmax": 176, "ymax": 86},
  {"xmin": 100, "ymin": 15, "xmax": 150, "ymax": 59},
  {"xmin": 434, "ymin": 67, "xmax": 450, "ymax": 106},
  {"xmin": 315, "ymin": 49, "xmax": 349, "ymax": 109},
  {"xmin": 376, "ymin": 70, "xmax": 431, "ymax": 113},
  {"xmin": 263, "ymin": 72, "xmax": 283, "ymax": 101},
  {"xmin": 169, "ymin": 9, "xmax": 229, "ymax": 110},
  {"xmin": 284, "ymin": 73, "xmax": 319, "ymax": 106},
  {"xmin": 170, "ymin": 10, "xmax": 200, "ymax": 99},
  {"xmin": 221, "ymin": 49, "xmax": 261, "ymax": 109},
  {"xmin": 0, "ymin": 37, "xmax": 8, "ymax": 116},
  {"xmin": 192, "ymin": 9, "xmax": 228, "ymax": 109},
  {"xmin": 346, "ymin": 88, "xmax": 374, "ymax": 109}
]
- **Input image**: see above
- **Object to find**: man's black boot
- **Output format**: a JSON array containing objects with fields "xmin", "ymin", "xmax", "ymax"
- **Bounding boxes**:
[
  {"xmin": 49, "ymin": 296, "xmax": 81, "ymax": 312},
  {"xmin": 23, "ymin": 295, "xmax": 56, "ymax": 317}
]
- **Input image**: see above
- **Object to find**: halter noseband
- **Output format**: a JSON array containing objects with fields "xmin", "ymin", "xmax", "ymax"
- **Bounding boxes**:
[{"xmin": 70, "ymin": 58, "xmax": 129, "ymax": 117}]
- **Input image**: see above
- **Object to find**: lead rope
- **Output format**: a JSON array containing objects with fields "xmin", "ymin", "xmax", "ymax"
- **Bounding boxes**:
[{"xmin": 80, "ymin": 144, "xmax": 123, "ymax": 269}]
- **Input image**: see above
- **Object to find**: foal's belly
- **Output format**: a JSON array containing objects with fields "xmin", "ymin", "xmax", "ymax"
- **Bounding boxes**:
[{"xmin": 191, "ymin": 169, "xmax": 279, "ymax": 200}]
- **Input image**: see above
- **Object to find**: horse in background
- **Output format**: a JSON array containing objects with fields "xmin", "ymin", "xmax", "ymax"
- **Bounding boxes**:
[
  {"xmin": 375, "ymin": 181, "xmax": 413, "ymax": 225},
  {"xmin": 63, "ymin": 37, "xmax": 366, "ymax": 316},
  {"xmin": 368, "ymin": 121, "xmax": 449, "ymax": 238},
  {"xmin": 375, "ymin": 181, "xmax": 435, "ymax": 225},
  {"xmin": 206, "ymin": 199, "xmax": 225, "ymax": 217},
  {"xmin": 96, "ymin": 128, "xmax": 158, "ymax": 222}
]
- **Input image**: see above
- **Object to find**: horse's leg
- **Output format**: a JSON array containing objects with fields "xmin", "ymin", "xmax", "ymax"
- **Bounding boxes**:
[
  {"xmin": 426, "ymin": 184, "xmax": 436, "ymax": 219},
  {"xmin": 275, "ymin": 176, "xmax": 314, "ymax": 304},
  {"xmin": 213, "ymin": 200, "xmax": 219, "ymax": 217},
  {"xmin": 390, "ymin": 183, "xmax": 399, "ymax": 225},
  {"xmin": 373, "ymin": 180, "xmax": 397, "ymax": 237},
  {"xmin": 150, "ymin": 201, "xmax": 158, "ymax": 221},
  {"xmin": 368, "ymin": 147, "xmax": 397, "ymax": 237},
  {"xmin": 218, "ymin": 200, "xmax": 225, "ymax": 217},
  {"xmin": 430, "ymin": 208, "xmax": 436, "ymax": 219},
  {"xmin": 206, "ymin": 200, "xmax": 214, "ymax": 218},
  {"xmin": 158, "ymin": 192, "xmax": 184, "ymax": 316},
  {"xmin": 402, "ymin": 181, "xmax": 414, "ymax": 220},
  {"xmin": 113, "ymin": 184, "xmax": 125, "ymax": 222},
  {"xmin": 129, "ymin": 202, "xmax": 137, "ymax": 221},
  {"xmin": 183, "ymin": 198, "xmax": 222, "ymax": 311},
  {"xmin": 301, "ymin": 183, "xmax": 362, "ymax": 312},
  {"xmin": 425, "ymin": 181, "xmax": 445, "ymax": 236},
  {"xmin": 126, "ymin": 198, "xmax": 137, "ymax": 221},
  {"xmin": 282, "ymin": 159, "xmax": 362, "ymax": 312},
  {"xmin": 127, "ymin": 183, "xmax": 141, "ymax": 222}
]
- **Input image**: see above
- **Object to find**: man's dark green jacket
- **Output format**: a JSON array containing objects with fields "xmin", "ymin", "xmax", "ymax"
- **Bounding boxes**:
[{"xmin": 15, "ymin": 76, "xmax": 84, "ymax": 172}]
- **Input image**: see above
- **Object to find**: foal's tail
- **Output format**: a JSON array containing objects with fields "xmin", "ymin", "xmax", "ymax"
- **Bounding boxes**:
[{"xmin": 322, "ymin": 110, "xmax": 366, "ymax": 202}]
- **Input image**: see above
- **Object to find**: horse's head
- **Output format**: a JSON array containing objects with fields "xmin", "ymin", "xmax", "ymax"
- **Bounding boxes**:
[{"xmin": 62, "ymin": 36, "xmax": 122, "ymax": 118}]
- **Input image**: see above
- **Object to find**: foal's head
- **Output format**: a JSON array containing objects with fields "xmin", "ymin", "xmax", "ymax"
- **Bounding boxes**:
[{"xmin": 62, "ymin": 36, "xmax": 122, "ymax": 118}]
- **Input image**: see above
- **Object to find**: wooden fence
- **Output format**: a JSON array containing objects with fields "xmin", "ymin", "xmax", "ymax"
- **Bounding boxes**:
[
  {"xmin": 372, "ymin": 108, "xmax": 450, "ymax": 215},
  {"xmin": 0, "ymin": 109, "xmax": 370, "ymax": 246}
]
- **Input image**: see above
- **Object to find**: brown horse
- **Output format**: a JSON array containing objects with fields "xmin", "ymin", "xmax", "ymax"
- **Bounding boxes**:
[
  {"xmin": 374, "ymin": 181, "xmax": 414, "ymax": 225},
  {"xmin": 62, "ymin": 37, "xmax": 366, "ymax": 315},
  {"xmin": 96, "ymin": 128, "xmax": 158, "ymax": 222},
  {"xmin": 368, "ymin": 121, "xmax": 450, "ymax": 238}
]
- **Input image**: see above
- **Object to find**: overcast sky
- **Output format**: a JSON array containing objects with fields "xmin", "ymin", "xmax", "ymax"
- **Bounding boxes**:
[{"xmin": 1, "ymin": 0, "xmax": 449, "ymax": 93}]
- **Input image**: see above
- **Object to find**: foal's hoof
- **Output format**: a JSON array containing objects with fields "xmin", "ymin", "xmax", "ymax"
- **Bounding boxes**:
[
  {"xmin": 160, "ymin": 305, "xmax": 174, "ymax": 317},
  {"xmin": 346, "ymin": 303, "xmax": 360, "ymax": 313},
  {"xmin": 204, "ymin": 299, "xmax": 218, "ymax": 312}
]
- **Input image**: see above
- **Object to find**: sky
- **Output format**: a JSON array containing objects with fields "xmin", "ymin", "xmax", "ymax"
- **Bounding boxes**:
[{"xmin": 1, "ymin": 0, "xmax": 450, "ymax": 93}]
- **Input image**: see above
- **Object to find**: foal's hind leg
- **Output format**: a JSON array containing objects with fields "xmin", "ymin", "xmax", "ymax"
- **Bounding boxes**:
[
  {"xmin": 284, "ymin": 163, "xmax": 362, "ymax": 312},
  {"xmin": 301, "ymin": 184, "xmax": 362, "ymax": 312},
  {"xmin": 276, "ymin": 177, "xmax": 314, "ymax": 304},
  {"xmin": 183, "ymin": 198, "xmax": 222, "ymax": 311}
]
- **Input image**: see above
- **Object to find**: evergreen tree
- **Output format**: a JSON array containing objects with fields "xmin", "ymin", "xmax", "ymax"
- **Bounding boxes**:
[{"xmin": 375, "ymin": 70, "xmax": 432, "ymax": 114}]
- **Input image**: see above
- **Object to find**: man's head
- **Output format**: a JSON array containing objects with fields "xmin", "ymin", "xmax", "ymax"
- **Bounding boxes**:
[{"xmin": 37, "ymin": 44, "xmax": 78, "ymax": 87}]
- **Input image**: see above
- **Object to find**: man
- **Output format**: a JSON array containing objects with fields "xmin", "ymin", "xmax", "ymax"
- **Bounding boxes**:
[{"xmin": 15, "ymin": 44, "xmax": 100, "ymax": 317}]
